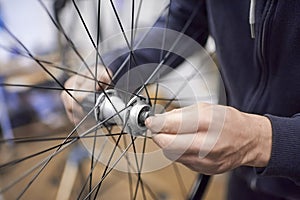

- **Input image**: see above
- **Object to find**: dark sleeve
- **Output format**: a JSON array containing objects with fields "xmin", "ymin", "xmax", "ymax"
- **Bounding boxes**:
[
  {"xmin": 104, "ymin": 0, "xmax": 209, "ymax": 81},
  {"xmin": 256, "ymin": 114, "xmax": 300, "ymax": 184}
]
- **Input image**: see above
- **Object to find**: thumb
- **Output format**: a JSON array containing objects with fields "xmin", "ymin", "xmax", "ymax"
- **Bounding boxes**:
[{"xmin": 144, "ymin": 109, "xmax": 187, "ymax": 134}]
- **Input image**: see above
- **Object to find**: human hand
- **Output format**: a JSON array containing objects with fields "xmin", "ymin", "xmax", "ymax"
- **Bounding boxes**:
[
  {"xmin": 145, "ymin": 103, "xmax": 272, "ymax": 175},
  {"xmin": 61, "ymin": 65, "xmax": 112, "ymax": 124}
]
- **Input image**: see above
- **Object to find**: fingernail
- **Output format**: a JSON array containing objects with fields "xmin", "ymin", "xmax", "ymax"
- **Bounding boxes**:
[{"xmin": 145, "ymin": 116, "xmax": 152, "ymax": 127}]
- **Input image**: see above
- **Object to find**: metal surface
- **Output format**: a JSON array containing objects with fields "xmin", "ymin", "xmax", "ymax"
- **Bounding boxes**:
[{"xmin": 95, "ymin": 89, "xmax": 151, "ymax": 136}]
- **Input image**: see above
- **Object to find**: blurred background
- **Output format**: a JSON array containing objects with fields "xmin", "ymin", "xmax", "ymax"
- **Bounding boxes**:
[{"xmin": 0, "ymin": 0, "xmax": 227, "ymax": 199}]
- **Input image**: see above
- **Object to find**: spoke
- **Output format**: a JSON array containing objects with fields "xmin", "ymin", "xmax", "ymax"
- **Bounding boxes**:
[
  {"xmin": 0, "ymin": 83, "xmax": 97, "ymax": 94},
  {"xmin": 0, "ymin": 133, "xmax": 125, "ymax": 144},
  {"xmin": 88, "ymin": 132, "xmax": 97, "ymax": 199},
  {"xmin": 6, "ymin": 103, "xmax": 130, "ymax": 198},
  {"xmin": 135, "ymin": 2, "xmax": 203, "ymax": 96},
  {"xmin": 163, "ymin": 61, "xmax": 210, "ymax": 111},
  {"xmin": 37, "ymin": 0, "xmax": 95, "ymax": 80},
  {"xmin": 0, "ymin": 133, "xmax": 125, "ymax": 170},
  {"xmin": 139, "ymin": 131, "xmax": 149, "ymax": 199},
  {"xmin": 91, "ymin": 108, "xmax": 132, "ymax": 200},
  {"xmin": 123, "ymin": 136, "xmax": 134, "ymax": 200},
  {"xmin": 149, "ymin": 96, "xmax": 214, "ymax": 102},
  {"xmin": 111, "ymin": 135, "xmax": 157, "ymax": 200},
  {"xmin": 108, "ymin": 0, "xmax": 138, "ymax": 67},
  {"xmin": 1, "ymin": 25, "xmax": 81, "ymax": 106},
  {"xmin": 0, "ymin": 45, "xmax": 101, "ymax": 85},
  {"xmin": 70, "ymin": 0, "xmax": 113, "ymax": 83},
  {"xmin": 77, "ymin": 134, "xmax": 110, "ymax": 199},
  {"xmin": 83, "ymin": 137, "xmax": 137, "ymax": 200},
  {"xmin": 112, "ymin": 3, "xmax": 170, "ymax": 81},
  {"xmin": 38, "ymin": 0, "xmax": 117, "ymax": 111},
  {"xmin": 133, "ymin": 0, "xmax": 143, "ymax": 39},
  {"xmin": 92, "ymin": 2, "xmax": 105, "ymax": 193},
  {"xmin": 131, "ymin": 136, "xmax": 141, "ymax": 200},
  {"xmin": 89, "ymin": 0, "xmax": 103, "ymax": 191},
  {"xmin": 12, "ymin": 105, "xmax": 100, "ymax": 199},
  {"xmin": 172, "ymin": 163, "xmax": 187, "ymax": 198},
  {"xmin": 38, "ymin": 1, "xmax": 119, "ymax": 111},
  {"xmin": 133, "ymin": 132, "xmax": 148, "ymax": 200},
  {"xmin": 152, "ymin": 83, "xmax": 160, "ymax": 112},
  {"xmin": 160, "ymin": 0, "xmax": 171, "ymax": 61},
  {"xmin": 0, "ymin": 140, "xmax": 72, "ymax": 171}
]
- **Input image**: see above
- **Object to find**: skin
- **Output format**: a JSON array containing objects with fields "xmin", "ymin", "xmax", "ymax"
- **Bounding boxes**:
[
  {"xmin": 145, "ymin": 103, "xmax": 272, "ymax": 175},
  {"xmin": 61, "ymin": 68, "xmax": 272, "ymax": 175},
  {"xmin": 61, "ymin": 66, "xmax": 112, "ymax": 124}
]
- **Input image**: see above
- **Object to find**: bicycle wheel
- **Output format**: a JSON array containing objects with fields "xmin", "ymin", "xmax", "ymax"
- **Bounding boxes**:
[{"xmin": 0, "ymin": 1, "xmax": 223, "ymax": 199}]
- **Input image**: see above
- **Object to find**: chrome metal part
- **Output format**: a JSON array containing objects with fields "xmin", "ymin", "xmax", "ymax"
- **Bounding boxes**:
[{"xmin": 95, "ymin": 89, "xmax": 151, "ymax": 136}]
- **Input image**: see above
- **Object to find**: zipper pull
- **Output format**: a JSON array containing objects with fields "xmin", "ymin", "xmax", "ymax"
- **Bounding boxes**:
[{"xmin": 249, "ymin": 0, "xmax": 256, "ymax": 38}]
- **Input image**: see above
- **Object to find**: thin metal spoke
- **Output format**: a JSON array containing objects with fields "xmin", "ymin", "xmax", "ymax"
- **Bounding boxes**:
[
  {"xmin": 91, "ymin": 134, "xmax": 124, "ymax": 200},
  {"xmin": 38, "ymin": 0, "xmax": 124, "ymax": 124},
  {"xmin": 0, "ymin": 44, "xmax": 102, "ymax": 87},
  {"xmin": 160, "ymin": 0, "xmax": 171, "ymax": 61},
  {"xmin": 70, "ymin": 0, "xmax": 113, "ymax": 83},
  {"xmin": 91, "ymin": 107, "xmax": 133, "ymax": 200},
  {"xmin": 8, "ymin": 103, "xmax": 130, "ymax": 198},
  {"xmin": 111, "ymin": 3, "xmax": 170, "ymax": 81},
  {"xmin": 163, "ymin": 59, "xmax": 210, "ymax": 112},
  {"xmin": 120, "ymin": 134, "xmax": 134, "ymax": 199},
  {"xmin": 133, "ymin": 0, "xmax": 144, "ymax": 39},
  {"xmin": 110, "ymin": 135, "xmax": 157, "ymax": 200},
  {"xmin": 77, "ymin": 133, "xmax": 110, "ymax": 199},
  {"xmin": 152, "ymin": 83, "xmax": 160, "ymax": 112},
  {"xmin": 131, "ymin": 136, "xmax": 142, "ymax": 200},
  {"xmin": 138, "ymin": 130, "xmax": 149, "ymax": 200},
  {"xmin": 88, "ymin": 0, "xmax": 103, "ymax": 194},
  {"xmin": 108, "ymin": 0, "xmax": 138, "ymax": 67},
  {"xmin": 83, "ymin": 137, "xmax": 137, "ymax": 200},
  {"xmin": 135, "ymin": 2, "xmax": 203, "ymax": 97},
  {"xmin": 12, "ymin": 104, "xmax": 100, "ymax": 199},
  {"xmin": 0, "ymin": 133, "xmax": 125, "ymax": 170},
  {"xmin": 37, "ymin": 0, "xmax": 95, "ymax": 80},
  {"xmin": 0, "ymin": 140, "xmax": 72, "ymax": 171},
  {"xmin": 0, "ymin": 133, "xmax": 125, "ymax": 144},
  {"xmin": 172, "ymin": 163, "xmax": 187, "ymax": 198},
  {"xmin": 149, "ymin": 96, "xmax": 214, "ymax": 102},
  {"xmin": 132, "ymin": 134, "xmax": 148, "ymax": 200},
  {"xmin": 1, "ymin": 25, "xmax": 81, "ymax": 106},
  {"xmin": 0, "ymin": 83, "xmax": 97, "ymax": 94}
]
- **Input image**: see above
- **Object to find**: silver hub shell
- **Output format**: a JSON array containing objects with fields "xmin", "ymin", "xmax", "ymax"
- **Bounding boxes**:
[{"xmin": 95, "ymin": 89, "xmax": 151, "ymax": 137}]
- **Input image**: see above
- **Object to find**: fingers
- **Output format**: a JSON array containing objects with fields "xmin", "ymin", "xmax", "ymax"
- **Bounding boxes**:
[
  {"xmin": 146, "ymin": 103, "xmax": 214, "ymax": 164},
  {"xmin": 60, "ymin": 65, "xmax": 112, "ymax": 123},
  {"xmin": 152, "ymin": 132, "xmax": 202, "ymax": 156},
  {"xmin": 145, "ymin": 110, "xmax": 182, "ymax": 134},
  {"xmin": 145, "ymin": 104, "xmax": 207, "ymax": 134}
]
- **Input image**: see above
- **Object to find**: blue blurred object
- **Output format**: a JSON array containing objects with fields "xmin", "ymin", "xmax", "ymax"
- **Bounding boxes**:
[
  {"xmin": 0, "ymin": 4, "xmax": 4, "ymax": 30},
  {"xmin": 0, "ymin": 77, "xmax": 14, "ymax": 145}
]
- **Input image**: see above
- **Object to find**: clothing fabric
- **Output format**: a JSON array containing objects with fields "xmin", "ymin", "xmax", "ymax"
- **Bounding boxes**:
[{"xmin": 107, "ymin": 0, "xmax": 300, "ymax": 198}]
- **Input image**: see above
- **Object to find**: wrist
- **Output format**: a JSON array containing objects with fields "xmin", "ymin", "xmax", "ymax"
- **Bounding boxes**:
[{"xmin": 244, "ymin": 113, "xmax": 272, "ymax": 167}]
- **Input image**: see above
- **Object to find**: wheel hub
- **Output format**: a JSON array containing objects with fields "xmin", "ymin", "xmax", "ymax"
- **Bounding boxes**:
[{"xmin": 94, "ymin": 89, "xmax": 151, "ymax": 137}]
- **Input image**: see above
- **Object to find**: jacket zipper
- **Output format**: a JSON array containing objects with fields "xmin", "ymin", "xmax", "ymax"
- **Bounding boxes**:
[{"xmin": 247, "ymin": 0, "xmax": 277, "ymax": 111}]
